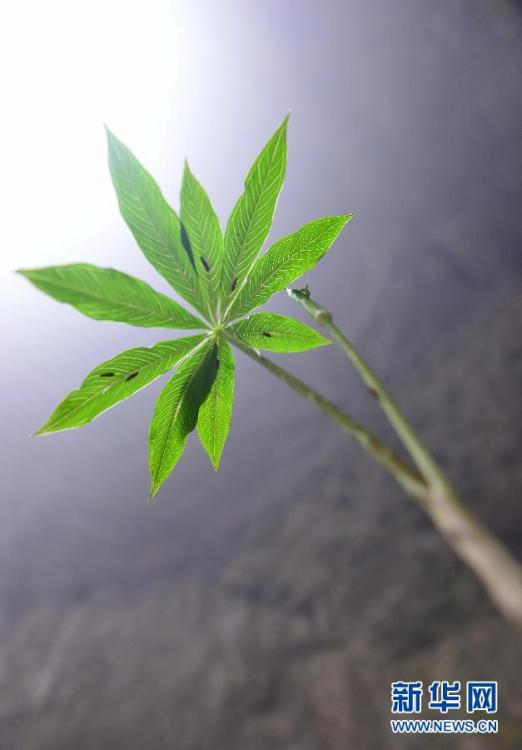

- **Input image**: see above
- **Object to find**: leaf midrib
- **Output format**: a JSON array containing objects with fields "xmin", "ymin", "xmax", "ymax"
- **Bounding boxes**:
[
  {"xmin": 229, "ymin": 224, "xmax": 333, "ymax": 319},
  {"xmin": 223, "ymin": 155, "xmax": 282, "ymax": 310},
  {"xmin": 27, "ymin": 272, "xmax": 187, "ymax": 322},
  {"xmin": 155, "ymin": 342, "xmax": 212, "ymax": 480},
  {"xmin": 207, "ymin": 361, "xmax": 223, "ymax": 459},
  {"xmin": 124, "ymin": 169, "xmax": 201, "ymax": 309},
  {"xmin": 48, "ymin": 354, "xmax": 171, "ymax": 430},
  {"xmin": 45, "ymin": 340, "xmax": 205, "ymax": 431},
  {"xmin": 233, "ymin": 329, "xmax": 319, "ymax": 343}
]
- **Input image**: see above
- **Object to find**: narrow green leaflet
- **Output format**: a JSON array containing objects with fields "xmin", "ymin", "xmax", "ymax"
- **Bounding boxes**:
[
  {"xmin": 149, "ymin": 340, "xmax": 217, "ymax": 496},
  {"xmin": 227, "ymin": 214, "xmax": 353, "ymax": 321},
  {"xmin": 222, "ymin": 117, "xmax": 288, "ymax": 308},
  {"xmin": 106, "ymin": 129, "xmax": 205, "ymax": 317},
  {"xmin": 229, "ymin": 313, "xmax": 330, "ymax": 352},
  {"xmin": 18, "ymin": 264, "xmax": 204, "ymax": 329},
  {"xmin": 197, "ymin": 339, "xmax": 235, "ymax": 470},
  {"xmin": 37, "ymin": 336, "xmax": 205, "ymax": 434},
  {"xmin": 180, "ymin": 162, "xmax": 223, "ymax": 316}
]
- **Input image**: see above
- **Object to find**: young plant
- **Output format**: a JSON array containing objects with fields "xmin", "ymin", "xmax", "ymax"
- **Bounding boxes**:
[
  {"xmin": 19, "ymin": 118, "xmax": 522, "ymax": 631},
  {"xmin": 19, "ymin": 118, "xmax": 346, "ymax": 493}
]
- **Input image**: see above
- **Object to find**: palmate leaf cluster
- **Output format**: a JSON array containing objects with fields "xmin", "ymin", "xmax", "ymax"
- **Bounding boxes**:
[{"xmin": 19, "ymin": 118, "xmax": 353, "ymax": 496}]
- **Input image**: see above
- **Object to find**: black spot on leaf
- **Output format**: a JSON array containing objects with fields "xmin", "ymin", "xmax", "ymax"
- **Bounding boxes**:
[
  {"xmin": 200, "ymin": 256, "xmax": 210, "ymax": 272},
  {"xmin": 125, "ymin": 371, "xmax": 139, "ymax": 382},
  {"xmin": 262, "ymin": 332, "xmax": 272, "ymax": 338},
  {"xmin": 181, "ymin": 223, "xmax": 195, "ymax": 268},
  {"xmin": 231, "ymin": 277, "xmax": 238, "ymax": 291},
  {"xmin": 100, "ymin": 372, "xmax": 115, "ymax": 377}
]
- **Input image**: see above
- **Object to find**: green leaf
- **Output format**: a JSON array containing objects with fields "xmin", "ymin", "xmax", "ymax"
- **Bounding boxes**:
[
  {"xmin": 180, "ymin": 162, "xmax": 223, "ymax": 316},
  {"xmin": 227, "ymin": 214, "xmax": 353, "ymax": 320},
  {"xmin": 229, "ymin": 313, "xmax": 330, "ymax": 352},
  {"xmin": 106, "ymin": 128, "xmax": 206, "ymax": 317},
  {"xmin": 36, "ymin": 335, "xmax": 205, "ymax": 434},
  {"xmin": 222, "ymin": 117, "xmax": 288, "ymax": 308},
  {"xmin": 149, "ymin": 339, "xmax": 217, "ymax": 497},
  {"xmin": 197, "ymin": 338, "xmax": 235, "ymax": 470},
  {"xmin": 18, "ymin": 264, "xmax": 205, "ymax": 329}
]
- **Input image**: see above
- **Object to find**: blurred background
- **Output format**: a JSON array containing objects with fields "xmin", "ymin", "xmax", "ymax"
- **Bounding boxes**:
[{"xmin": 1, "ymin": 0, "xmax": 522, "ymax": 747}]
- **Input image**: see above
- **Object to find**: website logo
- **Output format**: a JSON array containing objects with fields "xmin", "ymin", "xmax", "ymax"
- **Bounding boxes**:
[{"xmin": 390, "ymin": 681, "xmax": 498, "ymax": 735}]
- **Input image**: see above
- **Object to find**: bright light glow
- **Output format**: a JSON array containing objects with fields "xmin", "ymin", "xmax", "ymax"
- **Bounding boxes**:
[{"xmin": 0, "ymin": 0, "xmax": 187, "ymax": 273}]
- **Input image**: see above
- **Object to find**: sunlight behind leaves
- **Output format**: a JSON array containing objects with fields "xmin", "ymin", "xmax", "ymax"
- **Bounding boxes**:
[{"xmin": 0, "ymin": 0, "xmax": 187, "ymax": 274}]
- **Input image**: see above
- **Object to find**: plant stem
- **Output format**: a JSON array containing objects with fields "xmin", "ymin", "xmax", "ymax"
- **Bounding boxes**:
[
  {"xmin": 288, "ymin": 289, "xmax": 450, "ymax": 493},
  {"xmin": 288, "ymin": 287, "xmax": 522, "ymax": 631},
  {"xmin": 221, "ymin": 329, "xmax": 427, "ymax": 500}
]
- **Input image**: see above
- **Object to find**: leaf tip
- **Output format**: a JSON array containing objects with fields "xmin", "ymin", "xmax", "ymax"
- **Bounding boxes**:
[
  {"xmin": 275, "ymin": 113, "xmax": 290, "ymax": 142},
  {"xmin": 313, "ymin": 329, "xmax": 332, "ymax": 347},
  {"xmin": 105, "ymin": 126, "xmax": 123, "ymax": 161},
  {"xmin": 330, "ymin": 212, "xmax": 356, "ymax": 237},
  {"xmin": 104, "ymin": 123, "xmax": 115, "ymax": 144}
]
